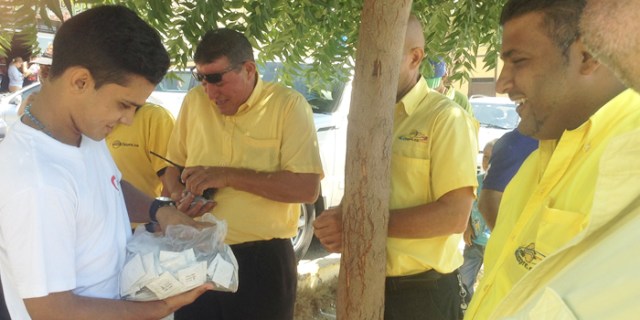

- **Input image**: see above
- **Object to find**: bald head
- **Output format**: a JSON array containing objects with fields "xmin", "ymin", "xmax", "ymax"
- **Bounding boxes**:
[
  {"xmin": 396, "ymin": 15, "xmax": 426, "ymax": 101},
  {"xmin": 404, "ymin": 15, "xmax": 425, "ymax": 54},
  {"xmin": 581, "ymin": 0, "xmax": 640, "ymax": 92}
]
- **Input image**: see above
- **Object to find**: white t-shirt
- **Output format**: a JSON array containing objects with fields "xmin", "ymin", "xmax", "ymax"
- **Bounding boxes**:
[
  {"xmin": 0, "ymin": 120, "xmax": 131, "ymax": 319},
  {"xmin": 8, "ymin": 64, "xmax": 23, "ymax": 88}
]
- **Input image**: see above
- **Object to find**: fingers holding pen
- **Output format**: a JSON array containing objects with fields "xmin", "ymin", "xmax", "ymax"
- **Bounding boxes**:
[{"xmin": 181, "ymin": 166, "xmax": 229, "ymax": 195}]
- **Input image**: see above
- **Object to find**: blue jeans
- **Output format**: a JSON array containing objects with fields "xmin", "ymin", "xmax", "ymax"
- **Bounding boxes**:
[{"xmin": 459, "ymin": 242, "xmax": 485, "ymax": 299}]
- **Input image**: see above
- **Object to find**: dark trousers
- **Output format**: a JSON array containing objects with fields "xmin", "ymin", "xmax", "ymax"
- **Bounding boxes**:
[
  {"xmin": 0, "ymin": 276, "xmax": 10, "ymax": 319},
  {"xmin": 175, "ymin": 238, "xmax": 297, "ymax": 320},
  {"xmin": 384, "ymin": 269, "xmax": 466, "ymax": 320}
]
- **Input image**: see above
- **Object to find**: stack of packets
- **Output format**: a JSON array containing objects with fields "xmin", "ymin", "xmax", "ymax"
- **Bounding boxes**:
[{"xmin": 120, "ymin": 213, "xmax": 239, "ymax": 301}]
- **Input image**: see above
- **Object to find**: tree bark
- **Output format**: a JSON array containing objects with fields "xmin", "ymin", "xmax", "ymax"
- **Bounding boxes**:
[{"xmin": 337, "ymin": 1, "xmax": 413, "ymax": 319}]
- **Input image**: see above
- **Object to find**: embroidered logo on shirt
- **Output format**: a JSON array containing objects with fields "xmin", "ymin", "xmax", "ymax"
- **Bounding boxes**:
[
  {"xmin": 398, "ymin": 130, "xmax": 429, "ymax": 143},
  {"xmin": 515, "ymin": 243, "xmax": 546, "ymax": 270},
  {"xmin": 110, "ymin": 140, "xmax": 139, "ymax": 149},
  {"xmin": 111, "ymin": 175, "xmax": 120, "ymax": 191}
]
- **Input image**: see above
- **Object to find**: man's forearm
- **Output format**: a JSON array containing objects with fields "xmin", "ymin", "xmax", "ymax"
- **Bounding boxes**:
[
  {"xmin": 478, "ymin": 189, "xmax": 503, "ymax": 230},
  {"xmin": 227, "ymin": 169, "xmax": 320, "ymax": 203},
  {"xmin": 25, "ymin": 291, "xmax": 170, "ymax": 320},
  {"xmin": 121, "ymin": 180, "xmax": 153, "ymax": 223},
  {"xmin": 387, "ymin": 187, "xmax": 474, "ymax": 238}
]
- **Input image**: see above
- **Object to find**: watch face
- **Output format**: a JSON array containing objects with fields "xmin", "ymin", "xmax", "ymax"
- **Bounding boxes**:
[{"xmin": 156, "ymin": 196, "xmax": 173, "ymax": 202}]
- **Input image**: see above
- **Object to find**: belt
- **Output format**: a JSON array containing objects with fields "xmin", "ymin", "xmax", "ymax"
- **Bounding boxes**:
[
  {"xmin": 386, "ymin": 269, "xmax": 454, "ymax": 291},
  {"xmin": 230, "ymin": 238, "xmax": 289, "ymax": 250}
]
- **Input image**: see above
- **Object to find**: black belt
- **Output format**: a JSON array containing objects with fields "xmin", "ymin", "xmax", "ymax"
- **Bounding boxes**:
[
  {"xmin": 230, "ymin": 238, "xmax": 289, "ymax": 250},
  {"xmin": 386, "ymin": 269, "xmax": 455, "ymax": 291}
]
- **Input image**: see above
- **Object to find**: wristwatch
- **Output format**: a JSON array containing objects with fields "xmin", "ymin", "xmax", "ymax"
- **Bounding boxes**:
[{"xmin": 149, "ymin": 196, "xmax": 176, "ymax": 223}]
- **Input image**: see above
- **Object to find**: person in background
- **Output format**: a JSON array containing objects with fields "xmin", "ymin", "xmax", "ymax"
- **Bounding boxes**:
[
  {"xmin": 106, "ymin": 103, "xmax": 175, "ymax": 199},
  {"xmin": 165, "ymin": 28, "xmax": 323, "ymax": 320},
  {"xmin": 478, "ymin": 129, "xmax": 537, "ymax": 230},
  {"xmin": 459, "ymin": 139, "xmax": 496, "ymax": 300},
  {"xmin": 22, "ymin": 55, "xmax": 39, "ymax": 87},
  {"xmin": 17, "ymin": 52, "xmax": 53, "ymax": 117},
  {"xmin": 428, "ymin": 58, "xmax": 474, "ymax": 116},
  {"xmin": 480, "ymin": 0, "xmax": 640, "ymax": 318},
  {"xmin": 0, "ymin": 5, "xmax": 213, "ymax": 319},
  {"xmin": 8, "ymin": 57, "xmax": 25, "ymax": 93},
  {"xmin": 314, "ymin": 14, "xmax": 478, "ymax": 320},
  {"xmin": 464, "ymin": 0, "xmax": 640, "ymax": 318},
  {"xmin": 0, "ymin": 57, "xmax": 8, "ymax": 92}
]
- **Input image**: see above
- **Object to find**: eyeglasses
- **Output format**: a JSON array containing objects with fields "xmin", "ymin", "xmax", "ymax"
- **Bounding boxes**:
[{"xmin": 191, "ymin": 65, "xmax": 237, "ymax": 84}]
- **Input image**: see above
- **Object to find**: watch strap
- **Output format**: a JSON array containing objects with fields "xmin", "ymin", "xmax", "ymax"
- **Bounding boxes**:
[{"xmin": 149, "ymin": 197, "xmax": 176, "ymax": 223}]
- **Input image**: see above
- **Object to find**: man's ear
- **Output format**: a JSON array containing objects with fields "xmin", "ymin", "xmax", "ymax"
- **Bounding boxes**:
[
  {"xmin": 67, "ymin": 67, "xmax": 94, "ymax": 93},
  {"xmin": 410, "ymin": 47, "xmax": 425, "ymax": 68},
  {"xmin": 244, "ymin": 61, "xmax": 257, "ymax": 77},
  {"xmin": 576, "ymin": 40, "xmax": 601, "ymax": 75}
]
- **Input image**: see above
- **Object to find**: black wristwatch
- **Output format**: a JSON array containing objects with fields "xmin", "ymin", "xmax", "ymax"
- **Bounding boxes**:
[{"xmin": 149, "ymin": 196, "xmax": 176, "ymax": 223}]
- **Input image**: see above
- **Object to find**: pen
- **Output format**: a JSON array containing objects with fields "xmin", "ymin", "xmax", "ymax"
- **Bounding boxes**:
[{"xmin": 149, "ymin": 151, "xmax": 216, "ymax": 199}]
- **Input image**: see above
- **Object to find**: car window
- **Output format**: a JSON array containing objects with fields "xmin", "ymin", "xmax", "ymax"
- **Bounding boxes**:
[
  {"xmin": 259, "ymin": 62, "xmax": 347, "ymax": 115},
  {"xmin": 472, "ymin": 102, "xmax": 519, "ymax": 130}
]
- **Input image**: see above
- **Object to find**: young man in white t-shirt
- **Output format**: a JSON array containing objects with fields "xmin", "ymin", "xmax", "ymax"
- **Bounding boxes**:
[{"xmin": 0, "ymin": 5, "xmax": 214, "ymax": 320}]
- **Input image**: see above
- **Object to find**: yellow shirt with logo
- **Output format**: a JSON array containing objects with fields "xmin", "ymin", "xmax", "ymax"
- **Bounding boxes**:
[
  {"xmin": 107, "ymin": 103, "xmax": 175, "ymax": 197},
  {"xmin": 167, "ymin": 79, "xmax": 323, "ymax": 244},
  {"xmin": 465, "ymin": 89, "xmax": 640, "ymax": 319},
  {"xmin": 387, "ymin": 77, "xmax": 479, "ymax": 276}
]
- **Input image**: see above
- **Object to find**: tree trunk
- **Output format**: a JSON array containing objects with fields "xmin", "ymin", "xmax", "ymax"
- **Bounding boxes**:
[{"xmin": 337, "ymin": 1, "xmax": 412, "ymax": 319}]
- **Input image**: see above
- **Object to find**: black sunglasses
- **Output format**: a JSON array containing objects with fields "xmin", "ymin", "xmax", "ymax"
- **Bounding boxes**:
[{"xmin": 191, "ymin": 65, "xmax": 237, "ymax": 84}]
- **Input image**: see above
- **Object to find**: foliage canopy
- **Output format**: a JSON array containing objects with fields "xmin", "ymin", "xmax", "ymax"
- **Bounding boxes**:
[{"xmin": 2, "ymin": 0, "xmax": 507, "ymax": 87}]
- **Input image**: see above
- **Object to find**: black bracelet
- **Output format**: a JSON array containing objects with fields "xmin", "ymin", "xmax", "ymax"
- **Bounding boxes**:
[{"xmin": 149, "ymin": 197, "xmax": 175, "ymax": 223}]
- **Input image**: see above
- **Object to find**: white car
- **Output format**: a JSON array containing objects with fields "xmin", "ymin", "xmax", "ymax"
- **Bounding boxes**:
[
  {"xmin": 469, "ymin": 95, "xmax": 520, "ymax": 171},
  {"xmin": 259, "ymin": 62, "xmax": 350, "ymax": 259},
  {"xmin": 0, "ymin": 82, "xmax": 42, "ymax": 141},
  {"xmin": 0, "ymin": 74, "xmax": 192, "ymax": 140}
]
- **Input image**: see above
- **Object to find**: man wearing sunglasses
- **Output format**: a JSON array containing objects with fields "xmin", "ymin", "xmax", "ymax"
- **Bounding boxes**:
[{"xmin": 164, "ymin": 28, "xmax": 323, "ymax": 320}]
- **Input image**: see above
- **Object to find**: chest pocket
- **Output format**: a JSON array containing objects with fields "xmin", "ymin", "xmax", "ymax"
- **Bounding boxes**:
[
  {"xmin": 390, "ymin": 139, "xmax": 431, "ymax": 208},
  {"xmin": 533, "ymin": 206, "xmax": 587, "ymax": 257},
  {"xmin": 236, "ymin": 134, "xmax": 280, "ymax": 172}
]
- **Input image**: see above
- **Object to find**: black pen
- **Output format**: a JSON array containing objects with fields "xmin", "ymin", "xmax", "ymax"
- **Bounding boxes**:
[{"xmin": 149, "ymin": 151, "xmax": 217, "ymax": 199}]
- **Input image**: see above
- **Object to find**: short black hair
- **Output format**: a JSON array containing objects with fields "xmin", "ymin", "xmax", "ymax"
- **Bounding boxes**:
[
  {"xmin": 500, "ymin": 0, "xmax": 585, "ymax": 58},
  {"xmin": 50, "ymin": 5, "xmax": 170, "ymax": 88},
  {"xmin": 194, "ymin": 29, "xmax": 254, "ymax": 67}
]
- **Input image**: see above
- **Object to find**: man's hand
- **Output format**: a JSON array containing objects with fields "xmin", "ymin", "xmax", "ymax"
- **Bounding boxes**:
[
  {"xmin": 313, "ymin": 206, "xmax": 343, "ymax": 253},
  {"xmin": 182, "ymin": 166, "xmax": 229, "ymax": 196},
  {"xmin": 162, "ymin": 283, "xmax": 214, "ymax": 313},
  {"xmin": 155, "ymin": 206, "xmax": 214, "ymax": 232},
  {"xmin": 171, "ymin": 190, "xmax": 216, "ymax": 217}
]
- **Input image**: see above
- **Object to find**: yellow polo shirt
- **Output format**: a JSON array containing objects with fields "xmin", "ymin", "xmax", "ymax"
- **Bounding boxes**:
[
  {"xmin": 387, "ymin": 77, "xmax": 478, "ymax": 276},
  {"xmin": 167, "ymin": 79, "xmax": 323, "ymax": 244},
  {"xmin": 466, "ymin": 89, "xmax": 640, "ymax": 319},
  {"xmin": 492, "ymin": 128, "xmax": 640, "ymax": 319},
  {"xmin": 107, "ymin": 103, "xmax": 175, "ymax": 197}
]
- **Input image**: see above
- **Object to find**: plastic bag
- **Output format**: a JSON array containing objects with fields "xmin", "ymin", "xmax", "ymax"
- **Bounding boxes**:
[{"xmin": 120, "ymin": 213, "xmax": 239, "ymax": 301}]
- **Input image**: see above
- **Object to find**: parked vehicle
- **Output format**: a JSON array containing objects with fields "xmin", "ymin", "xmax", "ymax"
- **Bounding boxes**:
[
  {"xmin": 259, "ymin": 62, "xmax": 351, "ymax": 259},
  {"xmin": 0, "ymin": 72, "xmax": 193, "ymax": 140},
  {"xmin": 0, "ymin": 82, "xmax": 42, "ymax": 141},
  {"xmin": 469, "ymin": 95, "xmax": 520, "ymax": 171}
]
